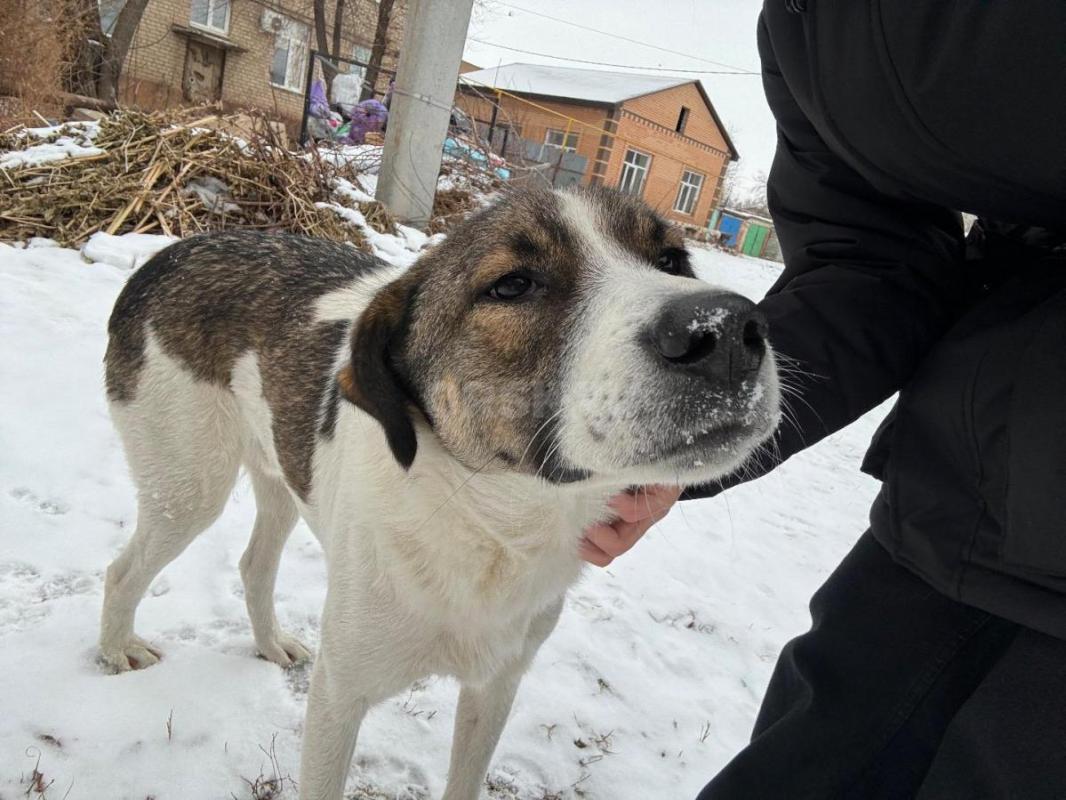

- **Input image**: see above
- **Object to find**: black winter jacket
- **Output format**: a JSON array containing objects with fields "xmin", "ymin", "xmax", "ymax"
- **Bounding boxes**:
[{"xmin": 689, "ymin": 1, "xmax": 1066, "ymax": 638}]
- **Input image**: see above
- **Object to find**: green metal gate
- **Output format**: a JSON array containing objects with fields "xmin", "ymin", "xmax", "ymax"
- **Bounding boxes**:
[{"xmin": 741, "ymin": 222, "xmax": 770, "ymax": 257}]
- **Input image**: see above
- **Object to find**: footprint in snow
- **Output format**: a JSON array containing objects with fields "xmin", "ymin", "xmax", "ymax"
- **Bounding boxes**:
[
  {"xmin": 37, "ymin": 570, "xmax": 97, "ymax": 602},
  {"xmin": 284, "ymin": 660, "xmax": 313, "ymax": 696},
  {"xmin": 0, "ymin": 599, "xmax": 50, "ymax": 634},
  {"xmin": 0, "ymin": 560, "xmax": 41, "ymax": 582},
  {"xmin": 8, "ymin": 486, "xmax": 70, "ymax": 515}
]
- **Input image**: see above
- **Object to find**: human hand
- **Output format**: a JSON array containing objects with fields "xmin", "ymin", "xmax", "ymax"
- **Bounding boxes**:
[{"xmin": 579, "ymin": 484, "xmax": 682, "ymax": 567}]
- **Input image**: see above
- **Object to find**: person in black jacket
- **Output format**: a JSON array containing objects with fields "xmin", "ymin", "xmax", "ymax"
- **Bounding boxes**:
[{"xmin": 581, "ymin": 2, "xmax": 1066, "ymax": 797}]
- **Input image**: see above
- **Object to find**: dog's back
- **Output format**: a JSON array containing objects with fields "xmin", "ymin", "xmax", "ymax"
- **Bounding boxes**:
[
  {"xmin": 106, "ymin": 232, "xmax": 384, "ymax": 403},
  {"xmin": 105, "ymin": 232, "xmax": 397, "ymax": 496}
]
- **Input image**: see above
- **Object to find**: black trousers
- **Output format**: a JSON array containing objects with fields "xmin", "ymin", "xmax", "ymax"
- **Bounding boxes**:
[{"xmin": 698, "ymin": 533, "xmax": 1066, "ymax": 800}]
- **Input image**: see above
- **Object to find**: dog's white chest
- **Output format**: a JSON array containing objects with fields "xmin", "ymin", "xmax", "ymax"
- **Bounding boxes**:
[{"xmin": 313, "ymin": 431, "xmax": 607, "ymax": 683}]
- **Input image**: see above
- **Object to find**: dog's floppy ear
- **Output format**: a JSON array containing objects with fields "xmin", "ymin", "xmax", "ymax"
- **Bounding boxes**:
[{"xmin": 337, "ymin": 274, "xmax": 419, "ymax": 470}]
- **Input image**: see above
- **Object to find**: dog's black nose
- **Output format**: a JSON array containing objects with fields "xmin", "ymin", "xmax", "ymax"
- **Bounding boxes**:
[{"xmin": 647, "ymin": 292, "xmax": 767, "ymax": 384}]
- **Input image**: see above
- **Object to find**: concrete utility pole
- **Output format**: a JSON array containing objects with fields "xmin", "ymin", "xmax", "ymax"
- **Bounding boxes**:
[{"xmin": 376, "ymin": 0, "xmax": 475, "ymax": 227}]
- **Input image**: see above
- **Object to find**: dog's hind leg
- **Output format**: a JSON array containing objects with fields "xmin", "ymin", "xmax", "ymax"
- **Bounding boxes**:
[
  {"xmin": 239, "ymin": 466, "xmax": 310, "ymax": 667},
  {"xmin": 99, "ymin": 454, "xmax": 239, "ymax": 672},
  {"xmin": 442, "ymin": 599, "xmax": 565, "ymax": 800},
  {"xmin": 100, "ymin": 344, "xmax": 241, "ymax": 672}
]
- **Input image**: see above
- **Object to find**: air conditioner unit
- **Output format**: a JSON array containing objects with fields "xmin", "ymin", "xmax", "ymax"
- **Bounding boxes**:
[{"xmin": 260, "ymin": 9, "xmax": 284, "ymax": 34}]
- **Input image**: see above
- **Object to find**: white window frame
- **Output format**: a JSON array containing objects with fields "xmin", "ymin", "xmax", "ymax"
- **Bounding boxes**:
[
  {"xmin": 618, "ymin": 148, "xmax": 652, "ymax": 196},
  {"xmin": 673, "ymin": 168, "xmax": 705, "ymax": 215},
  {"xmin": 345, "ymin": 44, "xmax": 372, "ymax": 93},
  {"xmin": 264, "ymin": 11, "xmax": 310, "ymax": 92},
  {"xmin": 542, "ymin": 128, "xmax": 579, "ymax": 152},
  {"xmin": 190, "ymin": 0, "xmax": 231, "ymax": 35}
]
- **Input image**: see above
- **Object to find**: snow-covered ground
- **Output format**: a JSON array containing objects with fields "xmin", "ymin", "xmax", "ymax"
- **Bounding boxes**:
[{"xmin": 0, "ymin": 234, "xmax": 885, "ymax": 799}]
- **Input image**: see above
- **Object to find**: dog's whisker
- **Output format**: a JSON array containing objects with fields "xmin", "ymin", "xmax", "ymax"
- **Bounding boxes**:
[
  {"xmin": 410, "ymin": 452, "xmax": 499, "ymax": 536},
  {"xmin": 515, "ymin": 408, "xmax": 565, "ymax": 471}
]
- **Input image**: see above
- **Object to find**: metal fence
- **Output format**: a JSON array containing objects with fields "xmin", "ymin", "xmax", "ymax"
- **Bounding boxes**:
[{"xmin": 297, "ymin": 50, "xmax": 396, "ymax": 147}]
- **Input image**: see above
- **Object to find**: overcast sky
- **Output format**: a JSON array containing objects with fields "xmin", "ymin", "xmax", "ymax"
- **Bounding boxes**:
[{"xmin": 463, "ymin": 0, "xmax": 775, "ymax": 188}]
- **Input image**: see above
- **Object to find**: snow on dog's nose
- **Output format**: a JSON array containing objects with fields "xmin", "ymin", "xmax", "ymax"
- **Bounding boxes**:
[{"xmin": 646, "ymin": 292, "xmax": 768, "ymax": 386}]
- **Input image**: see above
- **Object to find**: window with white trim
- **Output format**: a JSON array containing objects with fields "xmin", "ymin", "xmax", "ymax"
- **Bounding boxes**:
[
  {"xmin": 349, "ymin": 44, "xmax": 372, "ymax": 88},
  {"xmin": 618, "ymin": 148, "xmax": 651, "ymax": 196},
  {"xmin": 673, "ymin": 168, "xmax": 705, "ymax": 215},
  {"xmin": 190, "ymin": 0, "xmax": 230, "ymax": 34},
  {"xmin": 541, "ymin": 128, "xmax": 579, "ymax": 159},
  {"xmin": 263, "ymin": 10, "xmax": 310, "ymax": 91}
]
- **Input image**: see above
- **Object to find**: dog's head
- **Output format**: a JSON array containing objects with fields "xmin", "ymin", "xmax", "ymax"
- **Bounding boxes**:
[{"xmin": 338, "ymin": 186, "xmax": 779, "ymax": 488}]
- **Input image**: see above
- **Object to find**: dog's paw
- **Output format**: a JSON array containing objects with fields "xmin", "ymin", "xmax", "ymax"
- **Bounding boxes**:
[
  {"xmin": 257, "ymin": 631, "xmax": 312, "ymax": 668},
  {"xmin": 99, "ymin": 635, "xmax": 162, "ymax": 673}
]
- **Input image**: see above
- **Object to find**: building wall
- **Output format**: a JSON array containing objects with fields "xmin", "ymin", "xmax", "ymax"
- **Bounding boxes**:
[
  {"xmin": 607, "ymin": 112, "xmax": 730, "ymax": 227},
  {"xmin": 605, "ymin": 85, "xmax": 733, "ymax": 227},
  {"xmin": 120, "ymin": 0, "xmax": 406, "ymax": 131},
  {"xmin": 623, "ymin": 83, "xmax": 731, "ymax": 154},
  {"xmin": 453, "ymin": 81, "xmax": 735, "ymax": 228},
  {"xmin": 454, "ymin": 90, "xmax": 610, "ymax": 170}
]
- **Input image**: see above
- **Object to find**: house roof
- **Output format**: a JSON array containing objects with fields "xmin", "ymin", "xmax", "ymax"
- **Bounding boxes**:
[
  {"xmin": 460, "ymin": 62, "xmax": 690, "ymax": 105},
  {"xmin": 459, "ymin": 62, "xmax": 739, "ymax": 160}
]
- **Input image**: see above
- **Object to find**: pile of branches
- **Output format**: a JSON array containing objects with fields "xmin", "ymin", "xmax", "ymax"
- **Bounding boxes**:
[
  {"xmin": 429, "ymin": 156, "xmax": 504, "ymax": 234},
  {"xmin": 0, "ymin": 107, "xmax": 395, "ymax": 248}
]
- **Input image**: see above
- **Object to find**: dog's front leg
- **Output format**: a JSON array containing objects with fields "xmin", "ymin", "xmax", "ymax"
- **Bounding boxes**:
[
  {"xmin": 298, "ymin": 609, "xmax": 413, "ymax": 800},
  {"xmin": 298, "ymin": 651, "xmax": 370, "ymax": 800},
  {"xmin": 442, "ymin": 670, "xmax": 523, "ymax": 800},
  {"xmin": 442, "ymin": 599, "xmax": 565, "ymax": 800}
]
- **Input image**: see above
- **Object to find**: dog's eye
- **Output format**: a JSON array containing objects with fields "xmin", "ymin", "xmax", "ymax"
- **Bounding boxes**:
[
  {"xmin": 656, "ymin": 248, "xmax": 689, "ymax": 276},
  {"xmin": 486, "ymin": 272, "xmax": 541, "ymax": 302}
]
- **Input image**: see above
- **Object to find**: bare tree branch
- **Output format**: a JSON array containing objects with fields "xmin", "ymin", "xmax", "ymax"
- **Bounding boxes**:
[
  {"xmin": 62, "ymin": 0, "xmax": 105, "ymax": 97},
  {"xmin": 331, "ymin": 0, "xmax": 347, "ymax": 64},
  {"xmin": 312, "ymin": 0, "xmax": 342, "ymax": 91},
  {"xmin": 360, "ymin": 0, "xmax": 395, "ymax": 102},
  {"xmin": 97, "ymin": 0, "xmax": 150, "ymax": 104}
]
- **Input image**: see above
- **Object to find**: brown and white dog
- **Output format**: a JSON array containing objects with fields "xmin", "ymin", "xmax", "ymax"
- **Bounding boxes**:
[{"xmin": 99, "ymin": 185, "xmax": 779, "ymax": 800}]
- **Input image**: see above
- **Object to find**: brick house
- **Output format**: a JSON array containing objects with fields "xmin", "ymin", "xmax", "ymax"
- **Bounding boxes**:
[
  {"xmin": 105, "ymin": 0, "xmax": 406, "ymax": 134},
  {"xmin": 456, "ymin": 63, "xmax": 739, "ymax": 227}
]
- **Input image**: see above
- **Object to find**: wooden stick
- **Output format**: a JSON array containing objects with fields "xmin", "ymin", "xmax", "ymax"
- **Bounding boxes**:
[{"xmin": 106, "ymin": 159, "xmax": 165, "ymax": 235}]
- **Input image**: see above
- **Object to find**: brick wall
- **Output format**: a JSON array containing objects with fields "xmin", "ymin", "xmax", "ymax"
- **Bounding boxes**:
[
  {"xmin": 623, "ymin": 83, "xmax": 730, "ymax": 154},
  {"xmin": 608, "ymin": 84, "xmax": 734, "ymax": 227},
  {"xmin": 455, "ymin": 90, "xmax": 610, "ymax": 172},
  {"xmin": 119, "ymin": 0, "xmax": 187, "ymax": 111},
  {"xmin": 453, "ymin": 81, "xmax": 736, "ymax": 228},
  {"xmin": 120, "ymin": 0, "xmax": 406, "ymax": 131},
  {"xmin": 607, "ymin": 113, "xmax": 730, "ymax": 227}
]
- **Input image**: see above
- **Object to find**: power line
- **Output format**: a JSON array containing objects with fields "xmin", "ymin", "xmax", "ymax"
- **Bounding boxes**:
[
  {"xmin": 493, "ymin": 1, "xmax": 760, "ymax": 75},
  {"xmin": 467, "ymin": 37, "xmax": 759, "ymax": 75}
]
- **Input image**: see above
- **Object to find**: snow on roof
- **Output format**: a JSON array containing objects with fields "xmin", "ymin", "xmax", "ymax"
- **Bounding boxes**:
[{"xmin": 460, "ymin": 62, "xmax": 691, "ymax": 105}]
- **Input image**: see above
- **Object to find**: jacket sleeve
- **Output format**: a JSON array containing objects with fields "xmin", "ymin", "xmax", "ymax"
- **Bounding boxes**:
[{"xmin": 684, "ymin": 14, "xmax": 966, "ymax": 500}]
